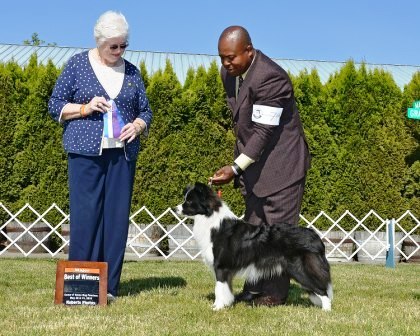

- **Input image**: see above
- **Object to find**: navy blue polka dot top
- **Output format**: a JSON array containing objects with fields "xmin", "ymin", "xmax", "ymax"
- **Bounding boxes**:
[{"xmin": 48, "ymin": 51, "xmax": 153, "ymax": 161}]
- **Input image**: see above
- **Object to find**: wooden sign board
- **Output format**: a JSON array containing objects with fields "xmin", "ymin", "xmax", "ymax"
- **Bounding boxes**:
[{"xmin": 54, "ymin": 260, "xmax": 108, "ymax": 306}]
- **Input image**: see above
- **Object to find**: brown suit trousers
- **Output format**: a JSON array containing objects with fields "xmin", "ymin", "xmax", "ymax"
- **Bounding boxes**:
[{"xmin": 242, "ymin": 177, "xmax": 306, "ymax": 302}]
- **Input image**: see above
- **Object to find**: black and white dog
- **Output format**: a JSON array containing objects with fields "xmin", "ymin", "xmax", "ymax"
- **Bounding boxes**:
[{"xmin": 175, "ymin": 182, "xmax": 333, "ymax": 311}]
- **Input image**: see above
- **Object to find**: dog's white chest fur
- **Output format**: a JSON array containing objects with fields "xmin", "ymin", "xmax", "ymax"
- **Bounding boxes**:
[
  {"xmin": 193, "ymin": 202, "xmax": 236, "ymax": 267},
  {"xmin": 193, "ymin": 219, "xmax": 214, "ymax": 266}
]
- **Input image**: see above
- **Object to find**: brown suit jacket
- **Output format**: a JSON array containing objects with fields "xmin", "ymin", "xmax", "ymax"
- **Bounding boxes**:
[{"xmin": 221, "ymin": 50, "xmax": 311, "ymax": 197}]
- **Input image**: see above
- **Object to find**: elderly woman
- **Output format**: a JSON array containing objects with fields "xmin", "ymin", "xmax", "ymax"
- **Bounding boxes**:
[{"xmin": 48, "ymin": 11, "xmax": 152, "ymax": 301}]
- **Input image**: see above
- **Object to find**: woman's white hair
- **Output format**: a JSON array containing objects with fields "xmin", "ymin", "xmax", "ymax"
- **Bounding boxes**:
[{"xmin": 94, "ymin": 11, "xmax": 129, "ymax": 46}]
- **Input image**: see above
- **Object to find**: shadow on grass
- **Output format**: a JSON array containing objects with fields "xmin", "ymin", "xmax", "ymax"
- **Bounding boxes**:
[
  {"xmin": 204, "ymin": 283, "xmax": 312, "ymax": 308},
  {"xmin": 287, "ymin": 283, "xmax": 312, "ymax": 308},
  {"xmin": 119, "ymin": 276, "xmax": 187, "ymax": 297}
]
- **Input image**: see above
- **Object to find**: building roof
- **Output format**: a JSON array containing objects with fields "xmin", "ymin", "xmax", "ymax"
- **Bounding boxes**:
[{"xmin": 0, "ymin": 43, "xmax": 419, "ymax": 89}]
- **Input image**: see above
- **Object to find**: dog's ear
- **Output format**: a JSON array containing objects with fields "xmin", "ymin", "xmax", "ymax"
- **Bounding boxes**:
[
  {"xmin": 196, "ymin": 182, "xmax": 217, "ymax": 200},
  {"xmin": 184, "ymin": 185, "xmax": 193, "ymax": 195},
  {"xmin": 194, "ymin": 182, "xmax": 210, "ymax": 194},
  {"xmin": 195, "ymin": 181, "xmax": 222, "ymax": 216}
]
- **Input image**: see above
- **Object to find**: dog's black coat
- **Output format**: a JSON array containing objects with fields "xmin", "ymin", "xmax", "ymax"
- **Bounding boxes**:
[
  {"xmin": 211, "ymin": 217, "xmax": 331, "ymax": 293},
  {"xmin": 177, "ymin": 182, "xmax": 332, "ymax": 309}
]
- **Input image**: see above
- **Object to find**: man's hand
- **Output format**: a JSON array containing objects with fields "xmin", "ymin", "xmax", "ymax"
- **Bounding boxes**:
[{"xmin": 209, "ymin": 166, "xmax": 235, "ymax": 185}]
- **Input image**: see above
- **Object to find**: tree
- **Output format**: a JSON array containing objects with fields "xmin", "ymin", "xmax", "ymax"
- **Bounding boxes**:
[
  {"xmin": 401, "ymin": 72, "xmax": 420, "ymax": 214},
  {"xmin": 132, "ymin": 62, "xmax": 242, "ymax": 215},
  {"xmin": 0, "ymin": 61, "xmax": 26, "ymax": 205},
  {"xmin": 292, "ymin": 69, "xmax": 340, "ymax": 218},
  {"xmin": 0, "ymin": 56, "xmax": 418, "ymax": 228},
  {"xmin": 23, "ymin": 33, "xmax": 57, "ymax": 46},
  {"xmin": 144, "ymin": 59, "xmax": 182, "ymax": 141},
  {"xmin": 11, "ymin": 57, "xmax": 65, "ymax": 221},
  {"xmin": 322, "ymin": 62, "xmax": 413, "ymax": 221}
]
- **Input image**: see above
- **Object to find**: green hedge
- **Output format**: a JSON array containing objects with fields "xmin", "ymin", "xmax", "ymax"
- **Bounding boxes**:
[{"xmin": 0, "ymin": 55, "xmax": 418, "ymax": 229}]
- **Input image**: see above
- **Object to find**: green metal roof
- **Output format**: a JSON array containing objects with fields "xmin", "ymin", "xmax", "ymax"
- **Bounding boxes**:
[{"xmin": 0, "ymin": 43, "xmax": 418, "ymax": 89}]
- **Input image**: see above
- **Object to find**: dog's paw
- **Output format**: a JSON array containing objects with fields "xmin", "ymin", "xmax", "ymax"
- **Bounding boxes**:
[
  {"xmin": 310, "ymin": 293, "xmax": 332, "ymax": 311},
  {"xmin": 212, "ymin": 297, "xmax": 234, "ymax": 311},
  {"xmin": 212, "ymin": 301, "xmax": 229, "ymax": 311},
  {"xmin": 321, "ymin": 300, "xmax": 332, "ymax": 311},
  {"xmin": 213, "ymin": 281, "xmax": 235, "ymax": 310}
]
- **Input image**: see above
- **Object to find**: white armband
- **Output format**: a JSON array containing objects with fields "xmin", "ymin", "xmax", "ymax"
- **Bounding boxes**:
[{"xmin": 252, "ymin": 104, "xmax": 283, "ymax": 126}]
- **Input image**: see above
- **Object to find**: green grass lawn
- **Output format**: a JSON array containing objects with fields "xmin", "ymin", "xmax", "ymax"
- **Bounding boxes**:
[{"xmin": 0, "ymin": 258, "xmax": 418, "ymax": 336}]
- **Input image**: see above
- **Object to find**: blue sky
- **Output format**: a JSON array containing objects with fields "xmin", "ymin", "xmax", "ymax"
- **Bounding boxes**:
[{"xmin": 1, "ymin": 0, "xmax": 418, "ymax": 65}]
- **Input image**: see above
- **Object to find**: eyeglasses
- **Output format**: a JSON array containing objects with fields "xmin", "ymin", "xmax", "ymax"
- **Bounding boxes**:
[{"xmin": 109, "ymin": 43, "xmax": 129, "ymax": 51}]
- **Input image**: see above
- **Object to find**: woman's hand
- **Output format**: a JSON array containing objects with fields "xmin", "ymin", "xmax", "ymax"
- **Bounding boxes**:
[
  {"xmin": 119, "ymin": 123, "xmax": 139, "ymax": 143},
  {"xmin": 86, "ymin": 96, "xmax": 110, "ymax": 115},
  {"xmin": 119, "ymin": 119, "xmax": 146, "ymax": 143}
]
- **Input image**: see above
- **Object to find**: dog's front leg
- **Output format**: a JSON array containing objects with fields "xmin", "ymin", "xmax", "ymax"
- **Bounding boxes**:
[{"xmin": 212, "ymin": 269, "xmax": 234, "ymax": 311}]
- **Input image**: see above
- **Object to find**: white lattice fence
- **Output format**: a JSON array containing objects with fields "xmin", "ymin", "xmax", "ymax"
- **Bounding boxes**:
[
  {"xmin": 302, "ymin": 209, "xmax": 420, "ymax": 263},
  {"xmin": 0, "ymin": 203, "xmax": 69, "ymax": 257},
  {"xmin": 0, "ymin": 203, "xmax": 419, "ymax": 263},
  {"xmin": 125, "ymin": 206, "xmax": 201, "ymax": 260}
]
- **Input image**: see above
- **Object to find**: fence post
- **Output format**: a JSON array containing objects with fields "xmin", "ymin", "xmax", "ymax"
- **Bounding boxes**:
[{"xmin": 385, "ymin": 219, "xmax": 395, "ymax": 268}]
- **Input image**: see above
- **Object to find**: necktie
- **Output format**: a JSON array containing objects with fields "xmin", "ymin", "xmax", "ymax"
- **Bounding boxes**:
[{"xmin": 238, "ymin": 75, "xmax": 244, "ymax": 96}]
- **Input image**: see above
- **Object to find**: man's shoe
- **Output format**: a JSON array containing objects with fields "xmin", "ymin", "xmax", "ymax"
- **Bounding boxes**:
[
  {"xmin": 234, "ymin": 291, "xmax": 261, "ymax": 303},
  {"xmin": 252, "ymin": 295, "xmax": 285, "ymax": 307}
]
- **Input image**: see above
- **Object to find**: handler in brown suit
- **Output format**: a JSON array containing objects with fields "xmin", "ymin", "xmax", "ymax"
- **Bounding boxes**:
[{"xmin": 210, "ymin": 26, "xmax": 311, "ymax": 306}]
